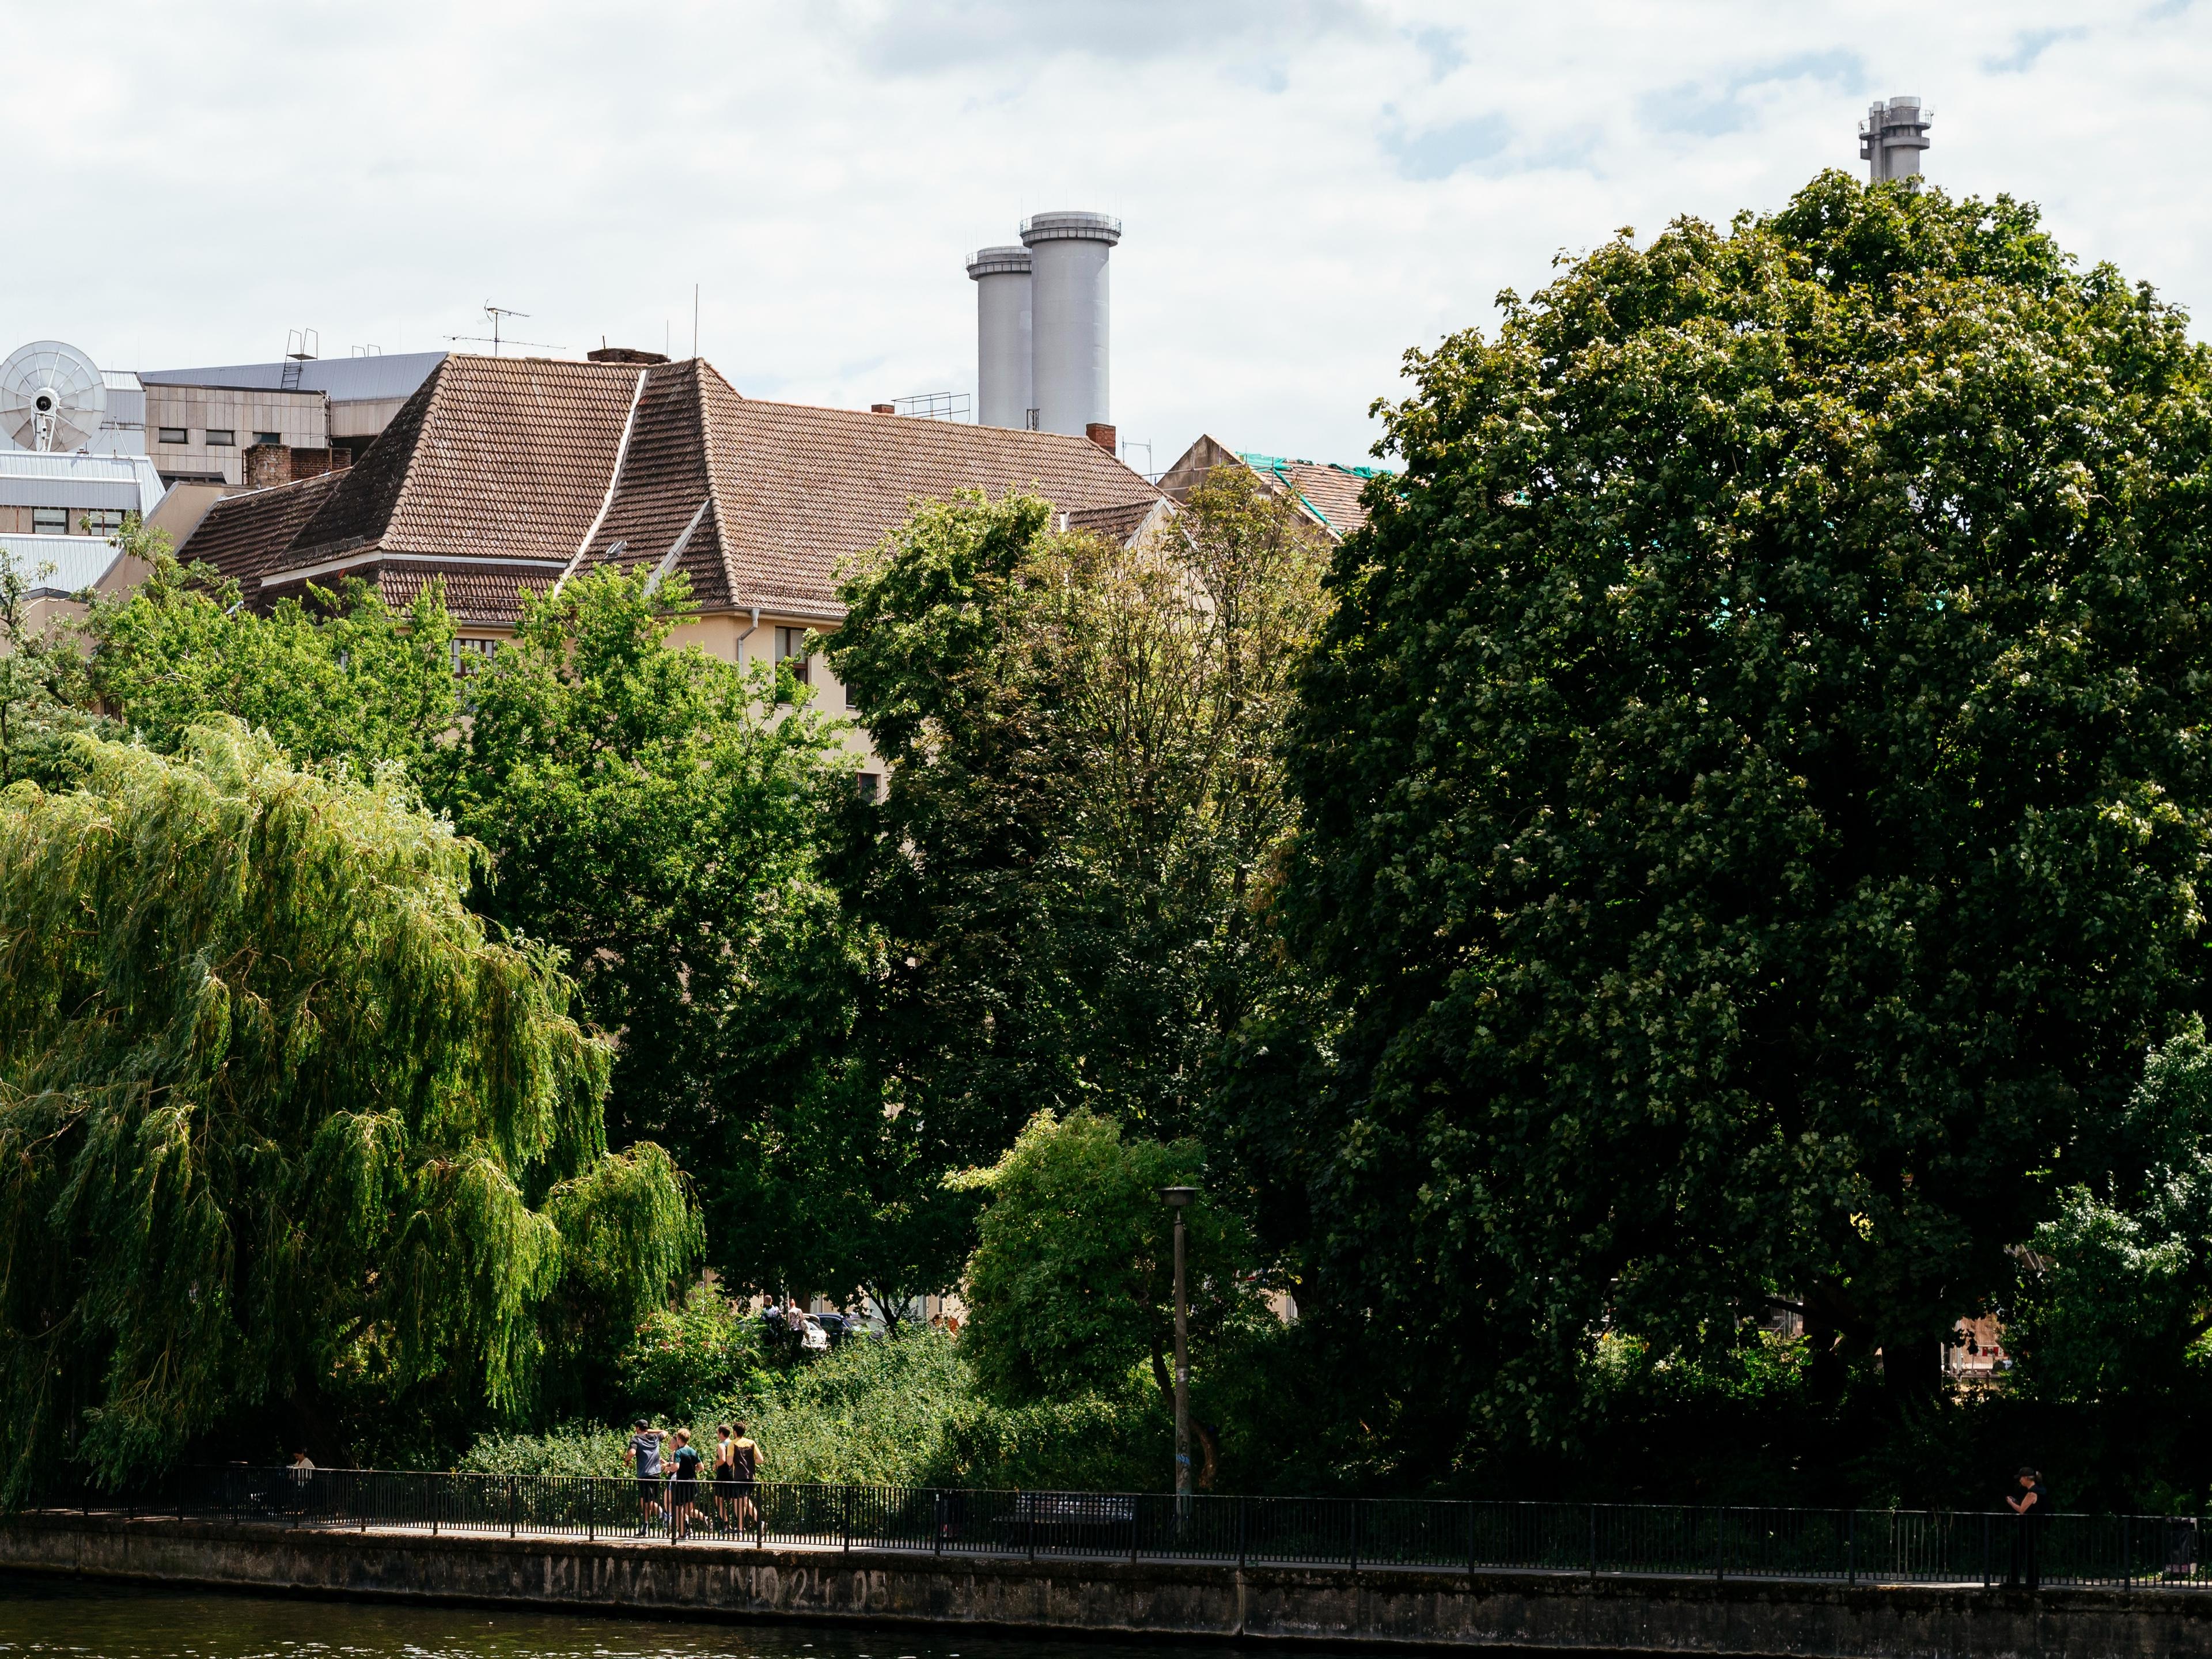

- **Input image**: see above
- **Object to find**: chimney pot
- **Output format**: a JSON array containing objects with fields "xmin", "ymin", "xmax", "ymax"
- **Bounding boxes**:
[
  {"xmin": 1086, "ymin": 422, "xmax": 1117, "ymax": 454},
  {"xmin": 871, "ymin": 403, "xmax": 896, "ymax": 415}
]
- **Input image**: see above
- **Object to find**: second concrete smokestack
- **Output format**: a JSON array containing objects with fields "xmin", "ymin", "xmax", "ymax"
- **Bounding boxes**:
[
  {"xmin": 1860, "ymin": 96, "xmax": 1933, "ymax": 182},
  {"xmin": 1021, "ymin": 210, "xmax": 1120, "ymax": 438},
  {"xmin": 967, "ymin": 244, "xmax": 1033, "ymax": 430}
]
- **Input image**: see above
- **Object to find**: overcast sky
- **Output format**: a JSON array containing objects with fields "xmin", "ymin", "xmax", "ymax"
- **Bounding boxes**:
[{"xmin": 8, "ymin": 1, "xmax": 2209, "ymax": 473}]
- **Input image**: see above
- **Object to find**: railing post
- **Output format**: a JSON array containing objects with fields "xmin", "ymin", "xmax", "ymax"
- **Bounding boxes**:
[
  {"xmin": 1715, "ymin": 1506, "xmax": 1725, "ymax": 1582},
  {"xmin": 1846, "ymin": 1508, "xmax": 1855, "ymax": 1586},
  {"xmin": 1467, "ymin": 1501, "xmax": 1478, "ymax": 1577},
  {"xmin": 1589, "ymin": 1503, "xmax": 1599, "ymax": 1579},
  {"xmin": 508, "ymin": 1476, "xmax": 517, "ymax": 1539},
  {"xmin": 1980, "ymin": 1512, "xmax": 1990, "ymax": 1590},
  {"xmin": 1027, "ymin": 1494, "xmax": 1037, "ymax": 1562},
  {"xmin": 588, "ymin": 1478, "xmax": 596, "ymax": 1543},
  {"xmin": 1350, "ymin": 1498, "xmax": 1361, "ymax": 1572},
  {"xmin": 934, "ymin": 1490, "xmax": 944, "ymax": 1557},
  {"xmin": 1130, "ymin": 1494, "xmax": 1140, "ymax": 1565},
  {"xmin": 842, "ymin": 1485, "xmax": 853, "ymax": 1558},
  {"xmin": 1238, "ymin": 1495, "xmax": 1248, "ymax": 1570}
]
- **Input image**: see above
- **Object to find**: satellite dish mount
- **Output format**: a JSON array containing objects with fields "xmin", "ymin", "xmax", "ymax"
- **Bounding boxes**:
[{"xmin": 1, "ymin": 340, "xmax": 107, "ymax": 454}]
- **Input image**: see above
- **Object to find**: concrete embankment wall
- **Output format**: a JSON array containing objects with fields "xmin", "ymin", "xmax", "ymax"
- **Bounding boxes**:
[{"xmin": 7, "ymin": 1513, "xmax": 2212, "ymax": 1658}]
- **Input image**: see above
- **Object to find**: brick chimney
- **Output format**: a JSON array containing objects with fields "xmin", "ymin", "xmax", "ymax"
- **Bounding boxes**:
[
  {"xmin": 244, "ymin": 444, "xmax": 350, "ymax": 489},
  {"xmin": 588, "ymin": 347, "xmax": 671, "ymax": 365},
  {"xmin": 1086, "ymin": 422, "xmax": 1117, "ymax": 454},
  {"xmin": 871, "ymin": 403, "xmax": 896, "ymax": 415}
]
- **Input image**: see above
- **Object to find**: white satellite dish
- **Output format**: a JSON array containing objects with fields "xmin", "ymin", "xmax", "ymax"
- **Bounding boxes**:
[{"xmin": 1, "ymin": 340, "xmax": 107, "ymax": 454}]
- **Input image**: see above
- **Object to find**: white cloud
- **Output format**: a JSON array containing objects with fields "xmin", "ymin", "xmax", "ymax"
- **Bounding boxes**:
[{"xmin": 6, "ymin": 0, "xmax": 2208, "ymax": 471}]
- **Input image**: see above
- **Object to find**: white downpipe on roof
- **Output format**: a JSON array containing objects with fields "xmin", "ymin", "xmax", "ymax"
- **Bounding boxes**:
[
  {"xmin": 550, "ymin": 368, "xmax": 650, "ymax": 598},
  {"xmin": 644, "ymin": 497, "xmax": 711, "ymax": 596}
]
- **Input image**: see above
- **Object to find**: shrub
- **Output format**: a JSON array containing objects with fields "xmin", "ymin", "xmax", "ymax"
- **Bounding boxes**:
[{"xmin": 614, "ymin": 1283, "xmax": 764, "ymax": 1421}]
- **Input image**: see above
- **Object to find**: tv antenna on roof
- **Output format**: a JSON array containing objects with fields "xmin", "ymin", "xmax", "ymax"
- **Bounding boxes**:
[{"xmin": 446, "ymin": 302, "xmax": 560, "ymax": 356}]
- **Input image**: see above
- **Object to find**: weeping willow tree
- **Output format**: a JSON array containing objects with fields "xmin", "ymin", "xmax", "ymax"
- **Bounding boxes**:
[{"xmin": 0, "ymin": 720, "xmax": 699, "ymax": 1499}]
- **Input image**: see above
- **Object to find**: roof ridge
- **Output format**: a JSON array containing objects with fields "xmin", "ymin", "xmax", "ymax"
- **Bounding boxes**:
[
  {"xmin": 693, "ymin": 359, "xmax": 744, "ymax": 610},
  {"xmin": 382, "ymin": 355, "xmax": 456, "ymax": 546}
]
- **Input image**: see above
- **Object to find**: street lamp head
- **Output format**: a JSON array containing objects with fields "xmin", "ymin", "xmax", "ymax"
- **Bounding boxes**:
[{"xmin": 1161, "ymin": 1185, "xmax": 1198, "ymax": 1209}]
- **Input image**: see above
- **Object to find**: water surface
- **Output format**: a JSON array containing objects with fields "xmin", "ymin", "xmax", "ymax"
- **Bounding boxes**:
[{"xmin": 0, "ymin": 1577, "xmax": 1220, "ymax": 1659}]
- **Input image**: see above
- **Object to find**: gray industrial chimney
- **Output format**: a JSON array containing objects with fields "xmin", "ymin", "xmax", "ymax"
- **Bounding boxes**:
[
  {"xmin": 1860, "ymin": 96, "xmax": 1933, "ymax": 183},
  {"xmin": 967, "ymin": 245, "xmax": 1032, "ymax": 430},
  {"xmin": 1020, "ymin": 210, "xmax": 1120, "ymax": 438}
]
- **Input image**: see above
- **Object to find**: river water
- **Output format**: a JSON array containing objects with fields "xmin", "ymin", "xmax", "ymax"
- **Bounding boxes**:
[{"xmin": 0, "ymin": 1576, "xmax": 1218, "ymax": 1659}]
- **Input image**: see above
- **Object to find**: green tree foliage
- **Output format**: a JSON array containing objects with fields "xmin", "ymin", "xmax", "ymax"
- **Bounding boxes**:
[
  {"xmin": 775, "ymin": 480, "xmax": 1326, "ymax": 1320},
  {"xmin": 1283, "ymin": 172, "xmax": 2212, "ymax": 1467},
  {"xmin": 85, "ymin": 555, "xmax": 847, "ymax": 1194},
  {"xmin": 0, "ymin": 547, "xmax": 104, "ymax": 790},
  {"xmin": 0, "ymin": 721, "xmax": 698, "ymax": 1497},
  {"xmin": 613, "ymin": 1283, "xmax": 764, "ymax": 1421},
  {"xmin": 86, "ymin": 543, "xmax": 458, "ymax": 780},
  {"xmin": 449, "ymin": 564, "xmax": 847, "ymax": 1166},
  {"xmin": 955, "ymin": 1109, "xmax": 1257, "ymax": 1407},
  {"xmin": 2013, "ymin": 1021, "xmax": 2212, "ymax": 1408}
]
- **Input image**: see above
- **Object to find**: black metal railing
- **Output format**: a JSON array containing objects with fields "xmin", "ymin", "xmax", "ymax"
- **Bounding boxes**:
[{"xmin": 56, "ymin": 1467, "xmax": 2209, "ymax": 1591}]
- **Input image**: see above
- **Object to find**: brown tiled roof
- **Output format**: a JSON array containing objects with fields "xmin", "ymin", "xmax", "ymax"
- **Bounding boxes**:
[
  {"xmin": 177, "ymin": 472, "xmax": 346, "ymax": 587},
  {"xmin": 1063, "ymin": 498, "xmax": 1166, "ymax": 544},
  {"xmin": 183, "ymin": 354, "xmax": 1165, "ymax": 622},
  {"xmin": 376, "ymin": 563, "xmax": 558, "ymax": 626},
  {"xmin": 1156, "ymin": 434, "xmax": 1389, "ymax": 541},
  {"xmin": 1270, "ymin": 460, "xmax": 1377, "ymax": 537}
]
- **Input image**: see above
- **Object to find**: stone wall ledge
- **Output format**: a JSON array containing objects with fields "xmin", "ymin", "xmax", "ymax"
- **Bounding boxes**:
[{"xmin": 7, "ymin": 1511, "xmax": 2212, "ymax": 1658}]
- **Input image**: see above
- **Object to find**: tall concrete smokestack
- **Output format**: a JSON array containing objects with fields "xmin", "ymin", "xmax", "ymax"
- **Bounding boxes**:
[
  {"xmin": 1021, "ymin": 210, "xmax": 1120, "ymax": 438},
  {"xmin": 967, "ymin": 244, "xmax": 1032, "ymax": 430},
  {"xmin": 1860, "ymin": 96, "xmax": 1933, "ymax": 183}
]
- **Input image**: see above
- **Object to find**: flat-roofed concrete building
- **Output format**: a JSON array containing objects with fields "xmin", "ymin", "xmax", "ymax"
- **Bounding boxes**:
[{"xmin": 139, "ymin": 351, "xmax": 445, "ymax": 486}]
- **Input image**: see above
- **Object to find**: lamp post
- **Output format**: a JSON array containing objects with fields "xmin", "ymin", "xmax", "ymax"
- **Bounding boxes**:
[{"xmin": 1162, "ymin": 1184, "xmax": 1198, "ymax": 1516}]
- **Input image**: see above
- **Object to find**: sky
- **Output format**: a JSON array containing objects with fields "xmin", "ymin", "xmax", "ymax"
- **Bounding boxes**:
[{"xmin": 6, "ymin": 1, "xmax": 2210, "ymax": 475}]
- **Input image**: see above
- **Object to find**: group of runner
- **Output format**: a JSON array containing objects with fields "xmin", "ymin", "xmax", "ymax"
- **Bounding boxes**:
[{"xmin": 626, "ymin": 1419, "xmax": 761, "ymax": 1540}]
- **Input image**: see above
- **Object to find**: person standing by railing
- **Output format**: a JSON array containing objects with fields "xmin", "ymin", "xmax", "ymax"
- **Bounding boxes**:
[
  {"xmin": 668, "ymin": 1429, "xmax": 704, "ymax": 1540},
  {"xmin": 286, "ymin": 1450, "xmax": 315, "ymax": 1517},
  {"xmin": 627, "ymin": 1419, "xmax": 668, "ymax": 1536},
  {"xmin": 2004, "ymin": 1466, "xmax": 2047, "ymax": 1590}
]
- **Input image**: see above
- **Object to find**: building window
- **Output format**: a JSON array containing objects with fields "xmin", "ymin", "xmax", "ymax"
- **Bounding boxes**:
[
  {"xmin": 253, "ymin": 430, "xmax": 282, "ymax": 446},
  {"xmin": 77, "ymin": 510, "xmax": 123, "ymax": 536},
  {"xmin": 157, "ymin": 426, "xmax": 187, "ymax": 445},
  {"xmin": 32, "ymin": 507, "xmax": 66, "ymax": 535},
  {"xmin": 450, "ymin": 637, "xmax": 499, "ymax": 675},
  {"xmin": 856, "ymin": 772, "xmax": 881, "ymax": 802},
  {"xmin": 775, "ymin": 626, "xmax": 812, "ymax": 685},
  {"xmin": 204, "ymin": 428, "xmax": 236, "ymax": 447}
]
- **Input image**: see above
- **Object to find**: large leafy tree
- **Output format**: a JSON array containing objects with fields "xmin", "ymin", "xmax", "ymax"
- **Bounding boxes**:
[
  {"xmin": 953, "ymin": 1108, "xmax": 1259, "ymax": 1485},
  {"xmin": 86, "ymin": 543, "xmax": 459, "ymax": 781},
  {"xmin": 84, "ymin": 555, "xmax": 849, "ymax": 1186},
  {"xmin": 0, "ymin": 721, "xmax": 697, "ymax": 1496},
  {"xmin": 449, "ymin": 564, "xmax": 846, "ymax": 1164},
  {"xmin": 1285, "ymin": 172, "xmax": 2212, "ymax": 1465},
  {"xmin": 753, "ymin": 479, "xmax": 1327, "ymax": 1318}
]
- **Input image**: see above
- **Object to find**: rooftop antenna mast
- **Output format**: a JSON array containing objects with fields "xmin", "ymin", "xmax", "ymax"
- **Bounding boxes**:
[{"xmin": 446, "ymin": 302, "xmax": 560, "ymax": 356}]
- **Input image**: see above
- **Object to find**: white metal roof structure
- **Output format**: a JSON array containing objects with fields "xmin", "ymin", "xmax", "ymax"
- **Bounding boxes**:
[
  {"xmin": 0, "ymin": 532, "xmax": 126, "ymax": 595},
  {"xmin": 139, "ymin": 351, "xmax": 447, "ymax": 403},
  {"xmin": 0, "ymin": 449, "xmax": 166, "ymax": 515}
]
